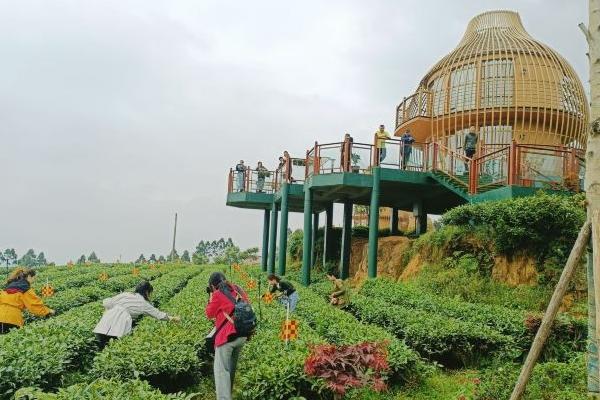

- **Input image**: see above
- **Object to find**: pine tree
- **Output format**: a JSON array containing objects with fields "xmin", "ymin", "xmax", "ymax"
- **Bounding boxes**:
[
  {"xmin": 149, "ymin": 254, "xmax": 157, "ymax": 263},
  {"xmin": 135, "ymin": 254, "xmax": 146, "ymax": 264},
  {"xmin": 19, "ymin": 249, "xmax": 37, "ymax": 267},
  {"xmin": 36, "ymin": 252, "xmax": 47, "ymax": 266},
  {"xmin": 77, "ymin": 254, "xmax": 87, "ymax": 265},
  {"xmin": 88, "ymin": 252, "xmax": 100, "ymax": 263},
  {"xmin": 158, "ymin": 255, "xmax": 166, "ymax": 263}
]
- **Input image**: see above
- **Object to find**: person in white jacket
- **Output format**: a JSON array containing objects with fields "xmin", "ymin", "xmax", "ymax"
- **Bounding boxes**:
[{"xmin": 93, "ymin": 280, "xmax": 180, "ymax": 349}]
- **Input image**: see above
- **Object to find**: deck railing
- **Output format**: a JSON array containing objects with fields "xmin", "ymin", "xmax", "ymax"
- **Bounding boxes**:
[
  {"xmin": 228, "ymin": 141, "xmax": 584, "ymax": 196},
  {"xmin": 228, "ymin": 167, "xmax": 276, "ymax": 194},
  {"xmin": 395, "ymin": 88, "xmax": 432, "ymax": 128}
]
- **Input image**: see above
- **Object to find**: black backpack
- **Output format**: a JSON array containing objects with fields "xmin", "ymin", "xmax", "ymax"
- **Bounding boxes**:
[{"xmin": 220, "ymin": 285, "xmax": 257, "ymax": 338}]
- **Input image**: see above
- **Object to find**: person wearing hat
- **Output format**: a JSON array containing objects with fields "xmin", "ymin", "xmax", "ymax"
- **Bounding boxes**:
[
  {"xmin": 205, "ymin": 272, "xmax": 251, "ymax": 400},
  {"xmin": 93, "ymin": 280, "xmax": 180, "ymax": 349},
  {"xmin": 0, "ymin": 267, "xmax": 55, "ymax": 334}
]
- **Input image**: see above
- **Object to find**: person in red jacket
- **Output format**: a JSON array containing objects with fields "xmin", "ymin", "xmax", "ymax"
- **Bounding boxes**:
[{"xmin": 205, "ymin": 272, "xmax": 249, "ymax": 400}]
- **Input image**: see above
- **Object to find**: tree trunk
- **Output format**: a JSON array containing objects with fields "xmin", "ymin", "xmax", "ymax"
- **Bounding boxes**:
[{"xmin": 587, "ymin": 0, "xmax": 600, "ymax": 392}]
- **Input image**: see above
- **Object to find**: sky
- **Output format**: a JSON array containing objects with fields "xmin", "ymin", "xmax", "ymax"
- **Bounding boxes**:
[{"xmin": 0, "ymin": 0, "xmax": 589, "ymax": 263}]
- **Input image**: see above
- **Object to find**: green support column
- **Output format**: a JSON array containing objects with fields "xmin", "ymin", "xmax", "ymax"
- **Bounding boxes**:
[
  {"xmin": 413, "ymin": 201, "xmax": 427, "ymax": 236},
  {"xmin": 340, "ymin": 201, "xmax": 352, "ymax": 280},
  {"xmin": 301, "ymin": 188, "xmax": 313, "ymax": 286},
  {"xmin": 267, "ymin": 202, "xmax": 278, "ymax": 274},
  {"xmin": 587, "ymin": 242, "xmax": 600, "ymax": 393},
  {"xmin": 390, "ymin": 207, "xmax": 399, "ymax": 235},
  {"xmin": 368, "ymin": 167, "xmax": 381, "ymax": 279},
  {"xmin": 277, "ymin": 183, "xmax": 290, "ymax": 276},
  {"xmin": 323, "ymin": 204, "xmax": 334, "ymax": 266},
  {"xmin": 311, "ymin": 212, "xmax": 320, "ymax": 267},
  {"xmin": 261, "ymin": 209, "xmax": 270, "ymax": 272}
]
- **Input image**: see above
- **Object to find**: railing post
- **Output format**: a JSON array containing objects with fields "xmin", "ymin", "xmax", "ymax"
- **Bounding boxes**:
[
  {"xmin": 470, "ymin": 158, "xmax": 477, "ymax": 195},
  {"xmin": 314, "ymin": 141, "xmax": 320, "ymax": 175},
  {"xmin": 423, "ymin": 143, "xmax": 429, "ymax": 171},
  {"xmin": 508, "ymin": 140, "xmax": 516, "ymax": 185},
  {"xmin": 286, "ymin": 157, "xmax": 292, "ymax": 183},
  {"xmin": 228, "ymin": 168, "xmax": 233, "ymax": 193},
  {"xmin": 305, "ymin": 150, "xmax": 309, "ymax": 179},
  {"xmin": 432, "ymin": 143, "xmax": 438, "ymax": 171},
  {"xmin": 373, "ymin": 134, "xmax": 379, "ymax": 167},
  {"xmin": 245, "ymin": 166, "xmax": 251, "ymax": 192}
]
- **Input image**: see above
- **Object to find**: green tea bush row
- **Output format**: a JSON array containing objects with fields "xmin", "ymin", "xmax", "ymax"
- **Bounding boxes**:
[
  {"xmin": 14, "ymin": 379, "xmax": 191, "ymax": 400},
  {"xmin": 293, "ymin": 286, "xmax": 425, "ymax": 384},
  {"xmin": 475, "ymin": 354, "xmax": 587, "ymax": 400},
  {"xmin": 237, "ymin": 282, "xmax": 326, "ymax": 400},
  {"xmin": 359, "ymin": 279, "xmax": 586, "ymax": 360},
  {"xmin": 0, "ymin": 267, "xmax": 193, "ymax": 397},
  {"xmin": 348, "ymin": 294, "xmax": 516, "ymax": 367},
  {"xmin": 33, "ymin": 264, "xmax": 133, "ymax": 292},
  {"xmin": 91, "ymin": 271, "xmax": 215, "ymax": 384}
]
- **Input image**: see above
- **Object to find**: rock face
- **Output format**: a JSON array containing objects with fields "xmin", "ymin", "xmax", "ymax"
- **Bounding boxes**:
[
  {"xmin": 350, "ymin": 236, "xmax": 412, "ymax": 281},
  {"xmin": 491, "ymin": 252, "xmax": 538, "ymax": 285},
  {"xmin": 349, "ymin": 235, "xmax": 542, "ymax": 287}
]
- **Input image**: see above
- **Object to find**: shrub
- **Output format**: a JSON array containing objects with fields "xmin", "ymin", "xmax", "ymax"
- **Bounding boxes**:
[
  {"xmin": 14, "ymin": 379, "xmax": 191, "ymax": 400},
  {"xmin": 304, "ymin": 342, "xmax": 390, "ymax": 397},
  {"xmin": 441, "ymin": 192, "xmax": 585, "ymax": 260}
]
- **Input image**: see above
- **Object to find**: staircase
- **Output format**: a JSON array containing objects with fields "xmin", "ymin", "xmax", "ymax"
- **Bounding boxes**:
[{"xmin": 431, "ymin": 170, "xmax": 505, "ymax": 198}]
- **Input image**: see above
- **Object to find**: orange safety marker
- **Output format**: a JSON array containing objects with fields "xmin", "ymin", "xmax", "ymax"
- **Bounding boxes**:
[
  {"xmin": 262, "ymin": 292, "xmax": 274, "ymax": 304},
  {"xmin": 67, "ymin": 261, "xmax": 74, "ymax": 269},
  {"xmin": 246, "ymin": 279, "xmax": 256, "ymax": 290},
  {"xmin": 280, "ymin": 319, "xmax": 299, "ymax": 341},
  {"xmin": 99, "ymin": 272, "xmax": 109, "ymax": 282},
  {"xmin": 41, "ymin": 284, "xmax": 55, "ymax": 298},
  {"xmin": 132, "ymin": 267, "xmax": 140, "ymax": 276},
  {"xmin": 233, "ymin": 264, "xmax": 241, "ymax": 272}
]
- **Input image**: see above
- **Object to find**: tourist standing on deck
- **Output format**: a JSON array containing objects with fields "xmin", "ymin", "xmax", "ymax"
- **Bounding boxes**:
[
  {"xmin": 401, "ymin": 130, "xmax": 415, "ymax": 169},
  {"xmin": 255, "ymin": 161, "xmax": 270, "ymax": 193},
  {"xmin": 375, "ymin": 124, "xmax": 391, "ymax": 163},
  {"xmin": 235, "ymin": 160, "xmax": 246, "ymax": 192}
]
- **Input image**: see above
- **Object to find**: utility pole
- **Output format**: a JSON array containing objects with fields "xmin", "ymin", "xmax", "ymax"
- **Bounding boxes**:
[{"xmin": 171, "ymin": 213, "xmax": 178, "ymax": 260}]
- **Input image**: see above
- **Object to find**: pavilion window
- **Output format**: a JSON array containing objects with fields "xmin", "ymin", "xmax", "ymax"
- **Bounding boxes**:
[
  {"xmin": 429, "ymin": 77, "xmax": 446, "ymax": 116},
  {"xmin": 449, "ymin": 64, "xmax": 476, "ymax": 112},
  {"xmin": 480, "ymin": 59, "xmax": 514, "ymax": 107}
]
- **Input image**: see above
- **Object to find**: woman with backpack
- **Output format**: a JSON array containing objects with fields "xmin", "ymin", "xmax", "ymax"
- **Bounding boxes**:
[
  {"xmin": 0, "ymin": 267, "xmax": 55, "ymax": 334},
  {"xmin": 93, "ymin": 280, "xmax": 180, "ymax": 349},
  {"xmin": 205, "ymin": 272, "xmax": 254, "ymax": 400}
]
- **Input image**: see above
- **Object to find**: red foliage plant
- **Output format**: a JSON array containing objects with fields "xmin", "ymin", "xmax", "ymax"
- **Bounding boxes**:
[{"xmin": 304, "ymin": 341, "xmax": 390, "ymax": 397}]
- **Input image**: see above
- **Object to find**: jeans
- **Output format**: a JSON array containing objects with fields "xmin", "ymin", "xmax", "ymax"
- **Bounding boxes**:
[
  {"xmin": 379, "ymin": 147, "xmax": 387, "ymax": 163},
  {"xmin": 402, "ymin": 148, "xmax": 412, "ymax": 169},
  {"xmin": 279, "ymin": 291, "xmax": 300, "ymax": 313},
  {"xmin": 214, "ymin": 336, "xmax": 247, "ymax": 400},
  {"xmin": 236, "ymin": 172, "xmax": 245, "ymax": 191},
  {"xmin": 257, "ymin": 177, "xmax": 265, "ymax": 192}
]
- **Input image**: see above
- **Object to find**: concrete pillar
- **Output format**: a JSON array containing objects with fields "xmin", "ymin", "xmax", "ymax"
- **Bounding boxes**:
[
  {"xmin": 301, "ymin": 188, "xmax": 313, "ymax": 286},
  {"xmin": 311, "ymin": 212, "xmax": 320, "ymax": 267},
  {"xmin": 277, "ymin": 183, "xmax": 290, "ymax": 276},
  {"xmin": 261, "ymin": 209, "xmax": 270, "ymax": 271},
  {"xmin": 390, "ymin": 207, "xmax": 399, "ymax": 235},
  {"xmin": 340, "ymin": 201, "xmax": 353, "ymax": 280},
  {"xmin": 368, "ymin": 167, "xmax": 381, "ymax": 278},
  {"xmin": 413, "ymin": 201, "xmax": 427, "ymax": 236},
  {"xmin": 323, "ymin": 204, "xmax": 334, "ymax": 266},
  {"xmin": 267, "ymin": 201, "xmax": 278, "ymax": 274}
]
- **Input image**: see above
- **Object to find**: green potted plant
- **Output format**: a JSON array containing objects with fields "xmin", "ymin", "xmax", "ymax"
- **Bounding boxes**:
[{"xmin": 351, "ymin": 153, "xmax": 361, "ymax": 173}]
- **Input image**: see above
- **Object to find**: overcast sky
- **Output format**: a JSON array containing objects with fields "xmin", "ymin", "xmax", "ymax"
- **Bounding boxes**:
[{"xmin": 0, "ymin": 0, "xmax": 588, "ymax": 263}]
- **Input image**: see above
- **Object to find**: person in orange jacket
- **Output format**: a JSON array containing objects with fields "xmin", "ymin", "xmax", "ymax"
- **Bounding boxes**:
[{"xmin": 0, "ymin": 267, "xmax": 55, "ymax": 334}]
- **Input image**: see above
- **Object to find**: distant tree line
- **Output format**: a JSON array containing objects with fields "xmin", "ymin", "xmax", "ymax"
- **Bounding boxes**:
[{"xmin": 1, "ymin": 248, "xmax": 50, "ymax": 268}]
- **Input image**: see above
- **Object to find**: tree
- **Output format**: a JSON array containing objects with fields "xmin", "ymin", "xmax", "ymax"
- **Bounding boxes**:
[
  {"xmin": 149, "ymin": 254, "xmax": 157, "ymax": 263},
  {"xmin": 88, "ymin": 252, "xmax": 100, "ymax": 263},
  {"xmin": 135, "ymin": 254, "xmax": 146, "ymax": 264},
  {"xmin": 36, "ymin": 252, "xmax": 47, "ymax": 266},
  {"xmin": 192, "ymin": 251, "xmax": 209, "ymax": 265},
  {"xmin": 214, "ymin": 245, "xmax": 258, "ymax": 265},
  {"xmin": 158, "ymin": 255, "xmax": 166, "ymax": 263},
  {"xmin": 19, "ymin": 249, "xmax": 37, "ymax": 267},
  {"xmin": 77, "ymin": 254, "xmax": 87, "ymax": 265},
  {"xmin": 181, "ymin": 250, "xmax": 190, "ymax": 262},
  {"xmin": 1, "ymin": 249, "xmax": 18, "ymax": 267}
]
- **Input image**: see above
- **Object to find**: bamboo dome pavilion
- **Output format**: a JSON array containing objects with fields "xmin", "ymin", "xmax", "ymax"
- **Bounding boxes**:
[{"xmin": 395, "ymin": 10, "xmax": 588, "ymax": 151}]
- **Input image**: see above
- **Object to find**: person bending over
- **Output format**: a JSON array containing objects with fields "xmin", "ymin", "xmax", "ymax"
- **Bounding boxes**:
[
  {"xmin": 93, "ymin": 280, "xmax": 180, "ymax": 349},
  {"xmin": 0, "ymin": 267, "xmax": 54, "ymax": 334},
  {"xmin": 267, "ymin": 274, "xmax": 299, "ymax": 313}
]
